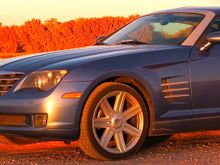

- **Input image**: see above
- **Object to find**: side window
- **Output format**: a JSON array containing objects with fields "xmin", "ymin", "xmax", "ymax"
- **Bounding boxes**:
[
  {"xmin": 197, "ymin": 16, "xmax": 220, "ymax": 45},
  {"xmin": 151, "ymin": 22, "xmax": 194, "ymax": 44},
  {"xmin": 128, "ymin": 19, "xmax": 201, "ymax": 45}
]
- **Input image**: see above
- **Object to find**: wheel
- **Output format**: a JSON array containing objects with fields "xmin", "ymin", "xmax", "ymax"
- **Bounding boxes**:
[{"xmin": 78, "ymin": 82, "xmax": 149, "ymax": 160}]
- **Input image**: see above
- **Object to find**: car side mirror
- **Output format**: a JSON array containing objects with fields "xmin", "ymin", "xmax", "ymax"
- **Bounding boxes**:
[
  {"xmin": 96, "ymin": 36, "xmax": 107, "ymax": 44},
  {"xmin": 200, "ymin": 32, "xmax": 220, "ymax": 52}
]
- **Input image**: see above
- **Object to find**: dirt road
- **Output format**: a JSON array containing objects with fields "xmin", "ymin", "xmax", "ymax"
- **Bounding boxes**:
[{"xmin": 1, "ymin": 131, "xmax": 220, "ymax": 165}]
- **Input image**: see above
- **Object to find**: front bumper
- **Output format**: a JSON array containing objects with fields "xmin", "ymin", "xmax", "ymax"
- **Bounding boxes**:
[
  {"xmin": 0, "ymin": 127, "xmax": 79, "ymax": 140},
  {"xmin": 0, "ymin": 81, "xmax": 91, "ymax": 140}
]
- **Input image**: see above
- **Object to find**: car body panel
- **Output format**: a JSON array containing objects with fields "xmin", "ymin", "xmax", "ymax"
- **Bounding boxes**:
[
  {"xmin": 0, "ymin": 81, "xmax": 91, "ymax": 139},
  {"xmin": 0, "ymin": 45, "xmax": 194, "ymax": 136},
  {"xmin": 190, "ymin": 45, "xmax": 220, "ymax": 129}
]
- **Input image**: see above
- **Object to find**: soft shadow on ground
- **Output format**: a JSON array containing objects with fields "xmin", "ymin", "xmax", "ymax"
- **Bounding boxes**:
[{"xmin": 1, "ymin": 131, "xmax": 220, "ymax": 164}]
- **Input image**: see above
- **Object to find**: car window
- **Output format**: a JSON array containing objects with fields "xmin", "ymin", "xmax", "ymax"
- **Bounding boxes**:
[
  {"xmin": 150, "ymin": 22, "xmax": 194, "ymax": 44},
  {"xmin": 197, "ymin": 16, "xmax": 220, "ymax": 45},
  {"xmin": 103, "ymin": 13, "xmax": 204, "ymax": 45}
]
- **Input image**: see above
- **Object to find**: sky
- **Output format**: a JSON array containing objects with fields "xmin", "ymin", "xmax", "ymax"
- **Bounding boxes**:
[{"xmin": 0, "ymin": 0, "xmax": 220, "ymax": 25}]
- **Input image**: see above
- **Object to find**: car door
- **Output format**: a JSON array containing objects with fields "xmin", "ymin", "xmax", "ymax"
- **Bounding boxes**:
[{"xmin": 190, "ymin": 16, "xmax": 220, "ymax": 130}]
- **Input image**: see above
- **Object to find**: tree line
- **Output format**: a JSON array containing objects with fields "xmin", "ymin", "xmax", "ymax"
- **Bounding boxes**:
[{"xmin": 0, "ymin": 16, "xmax": 138, "ymax": 54}]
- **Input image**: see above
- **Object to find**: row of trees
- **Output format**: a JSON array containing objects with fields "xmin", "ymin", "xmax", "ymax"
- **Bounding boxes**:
[{"xmin": 0, "ymin": 16, "xmax": 138, "ymax": 54}]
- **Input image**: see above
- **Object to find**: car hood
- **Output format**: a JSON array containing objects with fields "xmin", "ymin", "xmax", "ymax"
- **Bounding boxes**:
[{"xmin": 0, "ymin": 45, "xmax": 181, "ymax": 73}]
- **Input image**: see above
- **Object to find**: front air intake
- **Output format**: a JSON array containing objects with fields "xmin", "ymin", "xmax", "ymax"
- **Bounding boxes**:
[{"xmin": 0, "ymin": 71, "xmax": 24, "ymax": 96}]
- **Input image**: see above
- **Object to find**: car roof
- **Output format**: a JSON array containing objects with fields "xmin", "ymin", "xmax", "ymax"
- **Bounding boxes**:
[{"xmin": 152, "ymin": 6, "xmax": 220, "ymax": 15}]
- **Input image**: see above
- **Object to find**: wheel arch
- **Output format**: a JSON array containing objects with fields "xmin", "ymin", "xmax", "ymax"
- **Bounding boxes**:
[
  {"xmin": 77, "ymin": 73, "xmax": 156, "ymax": 137},
  {"xmin": 113, "ymin": 76, "xmax": 155, "ymax": 136}
]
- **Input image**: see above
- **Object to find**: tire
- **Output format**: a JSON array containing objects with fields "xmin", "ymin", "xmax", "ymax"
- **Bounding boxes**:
[{"xmin": 78, "ymin": 82, "xmax": 149, "ymax": 160}]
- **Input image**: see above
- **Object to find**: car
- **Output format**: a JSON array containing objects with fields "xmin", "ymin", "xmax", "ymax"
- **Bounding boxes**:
[{"xmin": 1, "ymin": 6, "xmax": 220, "ymax": 160}]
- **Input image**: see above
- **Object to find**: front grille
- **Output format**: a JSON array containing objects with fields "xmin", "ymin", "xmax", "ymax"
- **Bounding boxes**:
[{"xmin": 0, "ymin": 71, "xmax": 24, "ymax": 96}]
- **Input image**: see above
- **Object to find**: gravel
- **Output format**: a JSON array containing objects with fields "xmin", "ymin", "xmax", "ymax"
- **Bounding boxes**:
[{"xmin": 1, "ymin": 131, "xmax": 220, "ymax": 165}]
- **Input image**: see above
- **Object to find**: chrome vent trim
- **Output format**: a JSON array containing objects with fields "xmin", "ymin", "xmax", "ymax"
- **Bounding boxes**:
[
  {"xmin": 160, "ymin": 81, "xmax": 189, "ymax": 87},
  {"xmin": 164, "ymin": 94, "xmax": 190, "ymax": 99},
  {"xmin": 161, "ymin": 80, "xmax": 190, "ymax": 101},
  {"xmin": 162, "ymin": 87, "xmax": 189, "ymax": 93},
  {"xmin": 0, "ymin": 71, "xmax": 24, "ymax": 96}
]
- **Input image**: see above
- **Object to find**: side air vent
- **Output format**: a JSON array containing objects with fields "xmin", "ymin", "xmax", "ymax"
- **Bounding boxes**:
[{"xmin": 161, "ymin": 79, "xmax": 190, "ymax": 101}]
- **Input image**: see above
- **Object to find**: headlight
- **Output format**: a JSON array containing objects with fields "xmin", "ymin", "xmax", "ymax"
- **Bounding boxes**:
[{"xmin": 21, "ymin": 70, "xmax": 68, "ymax": 91}]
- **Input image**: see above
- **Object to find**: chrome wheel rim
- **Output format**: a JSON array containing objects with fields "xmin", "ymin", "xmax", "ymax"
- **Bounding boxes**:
[{"xmin": 92, "ymin": 91, "xmax": 144, "ymax": 154}]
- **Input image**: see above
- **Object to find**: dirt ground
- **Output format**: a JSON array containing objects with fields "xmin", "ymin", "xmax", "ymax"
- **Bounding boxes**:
[{"xmin": 1, "ymin": 131, "xmax": 220, "ymax": 165}]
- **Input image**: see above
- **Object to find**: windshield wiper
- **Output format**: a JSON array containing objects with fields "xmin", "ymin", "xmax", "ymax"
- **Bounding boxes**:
[
  {"xmin": 94, "ymin": 42, "xmax": 108, "ymax": 45},
  {"xmin": 115, "ymin": 39, "xmax": 148, "ymax": 45}
]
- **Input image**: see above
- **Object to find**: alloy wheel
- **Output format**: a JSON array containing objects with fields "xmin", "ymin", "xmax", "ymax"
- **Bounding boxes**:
[{"xmin": 92, "ymin": 90, "xmax": 144, "ymax": 154}]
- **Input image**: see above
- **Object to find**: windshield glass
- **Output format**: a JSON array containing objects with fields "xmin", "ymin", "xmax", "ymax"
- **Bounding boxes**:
[{"xmin": 103, "ymin": 13, "xmax": 204, "ymax": 45}]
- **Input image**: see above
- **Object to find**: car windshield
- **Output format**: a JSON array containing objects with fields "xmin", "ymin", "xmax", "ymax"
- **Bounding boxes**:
[{"xmin": 102, "ymin": 13, "xmax": 204, "ymax": 45}]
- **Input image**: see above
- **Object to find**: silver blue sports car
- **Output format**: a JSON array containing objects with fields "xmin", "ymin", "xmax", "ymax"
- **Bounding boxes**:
[{"xmin": 1, "ymin": 7, "xmax": 220, "ymax": 160}]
